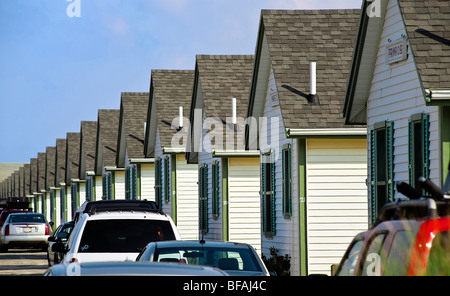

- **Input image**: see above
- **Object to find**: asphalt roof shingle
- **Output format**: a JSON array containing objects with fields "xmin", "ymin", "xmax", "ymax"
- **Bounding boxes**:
[
  {"xmin": 150, "ymin": 70, "xmax": 194, "ymax": 150},
  {"xmin": 259, "ymin": 9, "xmax": 361, "ymax": 129},
  {"xmin": 119, "ymin": 92, "xmax": 149, "ymax": 160},
  {"xmin": 398, "ymin": 0, "xmax": 450, "ymax": 90}
]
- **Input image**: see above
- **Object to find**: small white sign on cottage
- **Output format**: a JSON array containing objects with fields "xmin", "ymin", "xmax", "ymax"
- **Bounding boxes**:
[{"xmin": 386, "ymin": 36, "xmax": 407, "ymax": 64}]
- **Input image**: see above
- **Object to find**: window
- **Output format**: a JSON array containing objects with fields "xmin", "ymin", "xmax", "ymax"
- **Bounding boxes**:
[
  {"xmin": 361, "ymin": 232, "xmax": 387, "ymax": 276},
  {"xmin": 153, "ymin": 247, "xmax": 262, "ymax": 272},
  {"xmin": 261, "ymin": 150, "xmax": 276, "ymax": 237},
  {"xmin": 282, "ymin": 144, "xmax": 292, "ymax": 218},
  {"xmin": 155, "ymin": 158, "xmax": 162, "ymax": 208},
  {"xmin": 78, "ymin": 219, "xmax": 176, "ymax": 253},
  {"xmin": 199, "ymin": 164, "xmax": 208, "ymax": 234},
  {"xmin": 369, "ymin": 121, "xmax": 394, "ymax": 224},
  {"xmin": 336, "ymin": 239, "xmax": 364, "ymax": 276},
  {"xmin": 212, "ymin": 161, "xmax": 220, "ymax": 219},
  {"xmin": 408, "ymin": 113, "xmax": 430, "ymax": 195},
  {"xmin": 384, "ymin": 230, "xmax": 415, "ymax": 276}
]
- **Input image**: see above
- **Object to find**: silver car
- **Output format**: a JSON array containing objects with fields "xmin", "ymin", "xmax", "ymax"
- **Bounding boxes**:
[
  {"xmin": 136, "ymin": 240, "xmax": 270, "ymax": 276},
  {"xmin": 44, "ymin": 261, "xmax": 229, "ymax": 276},
  {"xmin": 0, "ymin": 212, "xmax": 50, "ymax": 251}
]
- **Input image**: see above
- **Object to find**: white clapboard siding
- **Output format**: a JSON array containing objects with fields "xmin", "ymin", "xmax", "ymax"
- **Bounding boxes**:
[
  {"xmin": 306, "ymin": 138, "xmax": 368, "ymax": 276},
  {"xmin": 78, "ymin": 183, "xmax": 86, "ymax": 206},
  {"xmin": 140, "ymin": 163, "xmax": 155, "ymax": 201},
  {"xmin": 55, "ymin": 189, "xmax": 61, "ymax": 227},
  {"xmin": 175, "ymin": 154, "xmax": 199, "ymax": 240},
  {"xmin": 367, "ymin": 0, "xmax": 440, "ymax": 188},
  {"xmin": 94, "ymin": 176, "xmax": 103, "ymax": 201},
  {"xmin": 114, "ymin": 171, "xmax": 125, "ymax": 200},
  {"xmin": 228, "ymin": 157, "xmax": 261, "ymax": 255}
]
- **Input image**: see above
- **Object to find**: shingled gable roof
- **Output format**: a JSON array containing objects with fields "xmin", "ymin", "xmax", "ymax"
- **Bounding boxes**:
[
  {"xmin": 65, "ymin": 132, "xmax": 80, "ymax": 184},
  {"xmin": 55, "ymin": 139, "xmax": 66, "ymax": 187},
  {"xmin": 247, "ymin": 9, "xmax": 361, "ymax": 135},
  {"xmin": 398, "ymin": 0, "xmax": 450, "ymax": 93},
  {"xmin": 30, "ymin": 158, "xmax": 38, "ymax": 194},
  {"xmin": 37, "ymin": 152, "xmax": 46, "ymax": 192},
  {"xmin": 94, "ymin": 109, "xmax": 120, "ymax": 175},
  {"xmin": 145, "ymin": 70, "xmax": 194, "ymax": 157},
  {"xmin": 187, "ymin": 55, "xmax": 254, "ymax": 163},
  {"xmin": 116, "ymin": 92, "xmax": 149, "ymax": 167},
  {"xmin": 45, "ymin": 146, "xmax": 56, "ymax": 191},
  {"xmin": 344, "ymin": 0, "xmax": 450, "ymax": 124},
  {"xmin": 79, "ymin": 121, "xmax": 97, "ymax": 179}
]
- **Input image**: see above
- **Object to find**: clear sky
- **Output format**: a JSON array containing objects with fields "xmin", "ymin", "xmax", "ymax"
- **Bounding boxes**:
[{"xmin": 0, "ymin": 0, "xmax": 362, "ymax": 163}]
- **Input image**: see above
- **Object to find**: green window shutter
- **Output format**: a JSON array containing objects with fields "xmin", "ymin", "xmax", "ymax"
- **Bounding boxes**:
[
  {"xmin": 260, "ymin": 155, "xmax": 266, "ymax": 234},
  {"xmin": 369, "ymin": 127, "xmax": 377, "ymax": 224},
  {"xmin": 408, "ymin": 119, "xmax": 414, "ymax": 186},
  {"xmin": 386, "ymin": 121, "xmax": 395, "ymax": 202},
  {"xmin": 282, "ymin": 144, "xmax": 292, "ymax": 218},
  {"xmin": 422, "ymin": 114, "xmax": 430, "ymax": 180},
  {"xmin": 125, "ymin": 166, "xmax": 131, "ymax": 200},
  {"xmin": 270, "ymin": 150, "xmax": 276, "ymax": 236},
  {"xmin": 261, "ymin": 151, "xmax": 276, "ymax": 237},
  {"xmin": 155, "ymin": 158, "xmax": 162, "ymax": 209},
  {"xmin": 212, "ymin": 161, "xmax": 220, "ymax": 218},
  {"xmin": 132, "ymin": 164, "xmax": 138, "ymax": 200},
  {"xmin": 164, "ymin": 157, "xmax": 170, "ymax": 203},
  {"xmin": 199, "ymin": 165, "xmax": 209, "ymax": 234}
]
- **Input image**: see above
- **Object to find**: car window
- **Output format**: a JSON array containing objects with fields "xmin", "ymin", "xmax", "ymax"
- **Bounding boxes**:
[
  {"xmin": 336, "ymin": 239, "xmax": 364, "ymax": 276},
  {"xmin": 426, "ymin": 231, "xmax": 450, "ymax": 276},
  {"xmin": 9, "ymin": 214, "xmax": 45, "ymax": 223},
  {"xmin": 361, "ymin": 232, "xmax": 387, "ymax": 276},
  {"xmin": 384, "ymin": 230, "xmax": 416, "ymax": 276},
  {"xmin": 153, "ymin": 246, "xmax": 262, "ymax": 272},
  {"xmin": 78, "ymin": 219, "xmax": 175, "ymax": 253}
]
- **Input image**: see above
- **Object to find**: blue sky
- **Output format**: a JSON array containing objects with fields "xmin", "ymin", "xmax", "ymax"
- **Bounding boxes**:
[{"xmin": 0, "ymin": 0, "xmax": 362, "ymax": 163}]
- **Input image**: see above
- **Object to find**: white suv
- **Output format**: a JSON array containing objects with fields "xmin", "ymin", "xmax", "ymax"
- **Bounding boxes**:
[{"xmin": 55, "ymin": 201, "xmax": 180, "ymax": 264}]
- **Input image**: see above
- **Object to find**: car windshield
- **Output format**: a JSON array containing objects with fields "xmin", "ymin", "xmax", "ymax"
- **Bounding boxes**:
[
  {"xmin": 9, "ymin": 214, "xmax": 45, "ymax": 223},
  {"xmin": 153, "ymin": 246, "xmax": 262, "ymax": 272},
  {"xmin": 78, "ymin": 219, "xmax": 175, "ymax": 253}
]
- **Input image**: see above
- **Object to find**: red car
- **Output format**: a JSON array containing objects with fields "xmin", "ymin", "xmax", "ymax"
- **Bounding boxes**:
[{"xmin": 335, "ymin": 180, "xmax": 450, "ymax": 276}]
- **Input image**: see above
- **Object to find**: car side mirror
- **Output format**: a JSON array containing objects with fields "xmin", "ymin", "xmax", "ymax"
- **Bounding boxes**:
[
  {"xmin": 51, "ymin": 242, "xmax": 67, "ymax": 253},
  {"xmin": 48, "ymin": 236, "xmax": 56, "ymax": 242}
]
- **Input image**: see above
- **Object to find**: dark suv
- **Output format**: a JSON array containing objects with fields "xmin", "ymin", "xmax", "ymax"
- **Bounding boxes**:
[{"xmin": 335, "ymin": 178, "xmax": 450, "ymax": 276}]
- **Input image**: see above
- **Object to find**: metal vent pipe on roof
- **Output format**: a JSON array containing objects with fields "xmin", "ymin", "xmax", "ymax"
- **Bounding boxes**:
[
  {"xmin": 231, "ymin": 98, "xmax": 237, "ymax": 124},
  {"xmin": 179, "ymin": 106, "xmax": 183, "ymax": 128},
  {"xmin": 310, "ymin": 61, "xmax": 316, "ymax": 95}
]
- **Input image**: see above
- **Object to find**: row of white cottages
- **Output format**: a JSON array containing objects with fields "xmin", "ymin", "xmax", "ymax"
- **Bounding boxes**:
[
  {"xmin": 2, "ymin": 8, "xmax": 368, "ymax": 276},
  {"xmin": 4, "ymin": 1, "xmax": 448, "ymax": 276}
]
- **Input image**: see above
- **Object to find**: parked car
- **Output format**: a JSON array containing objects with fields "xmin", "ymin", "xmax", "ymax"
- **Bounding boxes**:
[
  {"xmin": 0, "ymin": 197, "xmax": 32, "ymax": 229},
  {"xmin": 44, "ymin": 261, "xmax": 228, "ymax": 276},
  {"xmin": 53, "ymin": 200, "xmax": 180, "ymax": 264},
  {"xmin": 335, "ymin": 180, "xmax": 450, "ymax": 276},
  {"xmin": 136, "ymin": 240, "xmax": 270, "ymax": 276},
  {"xmin": 47, "ymin": 221, "xmax": 74, "ymax": 266},
  {"xmin": 0, "ymin": 212, "xmax": 50, "ymax": 251}
]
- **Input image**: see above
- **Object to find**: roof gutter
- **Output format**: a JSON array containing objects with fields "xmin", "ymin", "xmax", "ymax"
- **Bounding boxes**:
[
  {"xmin": 212, "ymin": 150, "xmax": 260, "ymax": 158},
  {"xmin": 425, "ymin": 89, "xmax": 450, "ymax": 106},
  {"xmin": 286, "ymin": 128, "xmax": 367, "ymax": 138}
]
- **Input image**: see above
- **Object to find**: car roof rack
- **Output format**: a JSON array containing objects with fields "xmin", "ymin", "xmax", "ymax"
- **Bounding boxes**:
[
  {"xmin": 374, "ymin": 177, "xmax": 450, "ymax": 227},
  {"xmin": 73, "ymin": 200, "xmax": 162, "ymax": 223}
]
